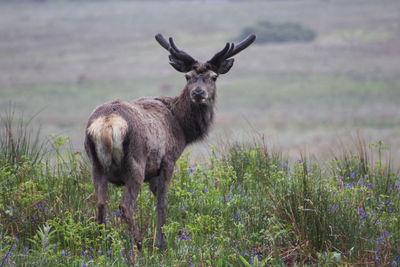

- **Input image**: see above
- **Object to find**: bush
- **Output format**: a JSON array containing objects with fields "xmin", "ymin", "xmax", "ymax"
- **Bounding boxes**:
[{"xmin": 239, "ymin": 21, "xmax": 316, "ymax": 44}]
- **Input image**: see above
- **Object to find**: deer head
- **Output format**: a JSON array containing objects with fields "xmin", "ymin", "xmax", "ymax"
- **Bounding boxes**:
[{"xmin": 155, "ymin": 33, "xmax": 256, "ymax": 105}]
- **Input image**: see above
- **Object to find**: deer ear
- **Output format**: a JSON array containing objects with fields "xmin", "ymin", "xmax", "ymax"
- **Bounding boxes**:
[{"xmin": 217, "ymin": 58, "xmax": 234, "ymax": 74}]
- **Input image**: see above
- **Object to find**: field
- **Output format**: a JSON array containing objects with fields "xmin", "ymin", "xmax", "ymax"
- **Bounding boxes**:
[
  {"xmin": 1, "ymin": 0, "xmax": 400, "ymax": 266},
  {"xmin": 1, "ymin": 0, "xmax": 400, "ymax": 162}
]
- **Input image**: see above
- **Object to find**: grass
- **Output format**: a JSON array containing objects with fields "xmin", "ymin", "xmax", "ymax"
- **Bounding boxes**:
[{"xmin": 0, "ymin": 113, "xmax": 399, "ymax": 266}]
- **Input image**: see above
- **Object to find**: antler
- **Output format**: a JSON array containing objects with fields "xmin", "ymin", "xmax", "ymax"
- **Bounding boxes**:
[
  {"xmin": 207, "ymin": 34, "xmax": 256, "ymax": 74},
  {"xmin": 155, "ymin": 34, "xmax": 197, "ymax": 73}
]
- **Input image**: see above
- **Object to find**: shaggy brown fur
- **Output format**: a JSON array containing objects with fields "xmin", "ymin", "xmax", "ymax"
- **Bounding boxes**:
[{"xmin": 84, "ymin": 33, "xmax": 255, "ymax": 250}]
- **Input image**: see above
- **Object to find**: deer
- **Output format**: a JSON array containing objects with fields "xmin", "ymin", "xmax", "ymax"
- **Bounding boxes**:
[{"xmin": 84, "ymin": 33, "xmax": 256, "ymax": 250}]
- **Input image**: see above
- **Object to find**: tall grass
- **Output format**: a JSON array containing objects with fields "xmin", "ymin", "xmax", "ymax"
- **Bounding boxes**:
[
  {"xmin": 0, "ymin": 113, "xmax": 399, "ymax": 266},
  {"xmin": 0, "ymin": 108, "xmax": 47, "ymax": 166}
]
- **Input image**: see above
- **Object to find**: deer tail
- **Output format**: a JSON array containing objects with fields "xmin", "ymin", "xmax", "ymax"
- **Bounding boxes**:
[{"xmin": 87, "ymin": 114, "xmax": 128, "ymax": 169}]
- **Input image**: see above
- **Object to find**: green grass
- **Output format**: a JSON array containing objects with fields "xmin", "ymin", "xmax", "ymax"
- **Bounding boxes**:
[{"xmin": 1, "ymin": 114, "xmax": 399, "ymax": 266}]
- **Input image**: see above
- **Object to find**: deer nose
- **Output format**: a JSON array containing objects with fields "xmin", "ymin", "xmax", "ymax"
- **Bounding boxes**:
[{"xmin": 193, "ymin": 88, "xmax": 205, "ymax": 97}]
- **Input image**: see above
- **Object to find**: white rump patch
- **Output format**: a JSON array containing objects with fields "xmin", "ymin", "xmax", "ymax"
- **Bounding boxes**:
[{"xmin": 87, "ymin": 114, "xmax": 128, "ymax": 168}]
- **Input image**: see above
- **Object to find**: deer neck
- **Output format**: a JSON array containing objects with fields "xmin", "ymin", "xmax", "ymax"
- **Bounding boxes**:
[{"xmin": 166, "ymin": 88, "xmax": 215, "ymax": 144}]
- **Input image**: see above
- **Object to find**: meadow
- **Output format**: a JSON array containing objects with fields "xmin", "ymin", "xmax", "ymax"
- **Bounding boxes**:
[
  {"xmin": 0, "ymin": 112, "xmax": 399, "ymax": 266},
  {"xmin": 1, "ymin": 0, "xmax": 400, "ymax": 266}
]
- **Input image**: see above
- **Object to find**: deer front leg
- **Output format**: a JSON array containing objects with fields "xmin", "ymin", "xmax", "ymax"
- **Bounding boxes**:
[
  {"xmin": 119, "ymin": 163, "xmax": 144, "ymax": 250},
  {"xmin": 155, "ymin": 164, "xmax": 174, "ymax": 250},
  {"xmin": 92, "ymin": 168, "xmax": 108, "ymax": 225}
]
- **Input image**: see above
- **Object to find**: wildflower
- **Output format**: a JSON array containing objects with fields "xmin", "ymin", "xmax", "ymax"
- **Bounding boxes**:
[
  {"xmin": 205, "ymin": 187, "xmax": 208, "ymax": 193},
  {"xmin": 392, "ymin": 260, "xmax": 397, "ymax": 265},
  {"xmin": 106, "ymin": 250, "xmax": 112, "ymax": 256},
  {"xmin": 388, "ymin": 206, "xmax": 392, "ymax": 213},
  {"xmin": 61, "ymin": 251, "xmax": 67, "ymax": 257},
  {"xmin": 385, "ymin": 200, "xmax": 390, "ymax": 205},
  {"xmin": 23, "ymin": 247, "xmax": 29, "ymax": 257},
  {"xmin": 234, "ymin": 212, "xmax": 239, "ymax": 219},
  {"xmin": 350, "ymin": 172, "xmax": 355, "ymax": 178},
  {"xmin": 308, "ymin": 168, "xmax": 312, "ymax": 173},
  {"xmin": 44, "ymin": 207, "xmax": 48, "ymax": 214},
  {"xmin": 237, "ymin": 184, "xmax": 242, "ymax": 191},
  {"xmin": 37, "ymin": 203, "xmax": 42, "ymax": 210},
  {"xmin": 190, "ymin": 262, "xmax": 194, "ymax": 267},
  {"xmin": 242, "ymin": 252, "xmax": 249, "ymax": 257},
  {"xmin": 367, "ymin": 183, "xmax": 373, "ymax": 188}
]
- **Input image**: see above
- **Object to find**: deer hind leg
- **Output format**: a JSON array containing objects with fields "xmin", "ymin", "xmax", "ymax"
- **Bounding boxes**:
[
  {"xmin": 92, "ymin": 168, "xmax": 108, "ymax": 225},
  {"xmin": 119, "ymin": 161, "xmax": 145, "ymax": 250}
]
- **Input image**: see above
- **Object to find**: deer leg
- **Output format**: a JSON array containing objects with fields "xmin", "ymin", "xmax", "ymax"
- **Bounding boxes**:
[
  {"xmin": 119, "ymin": 162, "xmax": 144, "ymax": 250},
  {"xmin": 92, "ymin": 168, "xmax": 108, "ymax": 225},
  {"xmin": 155, "ymin": 163, "xmax": 174, "ymax": 250}
]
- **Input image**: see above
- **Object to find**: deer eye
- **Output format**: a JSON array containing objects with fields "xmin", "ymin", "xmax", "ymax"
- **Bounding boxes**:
[{"xmin": 211, "ymin": 74, "xmax": 218, "ymax": 81}]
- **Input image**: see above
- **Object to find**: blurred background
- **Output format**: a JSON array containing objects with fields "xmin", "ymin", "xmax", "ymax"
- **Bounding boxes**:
[{"xmin": 1, "ymin": 0, "xmax": 399, "ymax": 163}]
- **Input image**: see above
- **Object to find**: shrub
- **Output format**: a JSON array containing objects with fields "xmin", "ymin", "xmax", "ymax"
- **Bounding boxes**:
[{"xmin": 239, "ymin": 20, "xmax": 316, "ymax": 44}]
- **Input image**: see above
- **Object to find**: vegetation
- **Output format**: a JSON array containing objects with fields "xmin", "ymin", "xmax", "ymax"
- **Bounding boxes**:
[
  {"xmin": 239, "ymin": 21, "xmax": 316, "ymax": 44},
  {"xmin": 0, "ymin": 114, "xmax": 399, "ymax": 266}
]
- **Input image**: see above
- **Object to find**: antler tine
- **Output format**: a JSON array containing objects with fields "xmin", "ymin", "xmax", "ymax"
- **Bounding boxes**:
[
  {"xmin": 155, "ymin": 33, "xmax": 170, "ymax": 51},
  {"xmin": 225, "ymin": 34, "xmax": 256, "ymax": 59},
  {"xmin": 208, "ymin": 42, "xmax": 230, "ymax": 65},
  {"xmin": 168, "ymin": 37, "xmax": 197, "ymax": 65},
  {"xmin": 155, "ymin": 33, "xmax": 197, "ymax": 72},
  {"xmin": 207, "ymin": 34, "xmax": 256, "ymax": 73}
]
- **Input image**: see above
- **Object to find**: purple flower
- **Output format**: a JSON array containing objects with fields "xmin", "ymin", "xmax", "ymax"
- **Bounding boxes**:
[
  {"xmin": 205, "ymin": 187, "xmax": 208, "ymax": 193},
  {"xmin": 237, "ymin": 184, "xmax": 241, "ymax": 191},
  {"xmin": 308, "ymin": 168, "xmax": 312, "ymax": 173},
  {"xmin": 23, "ymin": 247, "xmax": 29, "ymax": 256},
  {"xmin": 350, "ymin": 172, "xmax": 355, "ymax": 178},
  {"xmin": 234, "ymin": 212, "xmax": 239, "ymax": 219},
  {"xmin": 367, "ymin": 183, "xmax": 373, "ymax": 188},
  {"xmin": 388, "ymin": 206, "xmax": 392, "ymax": 213},
  {"xmin": 106, "ymin": 250, "xmax": 112, "ymax": 256}
]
